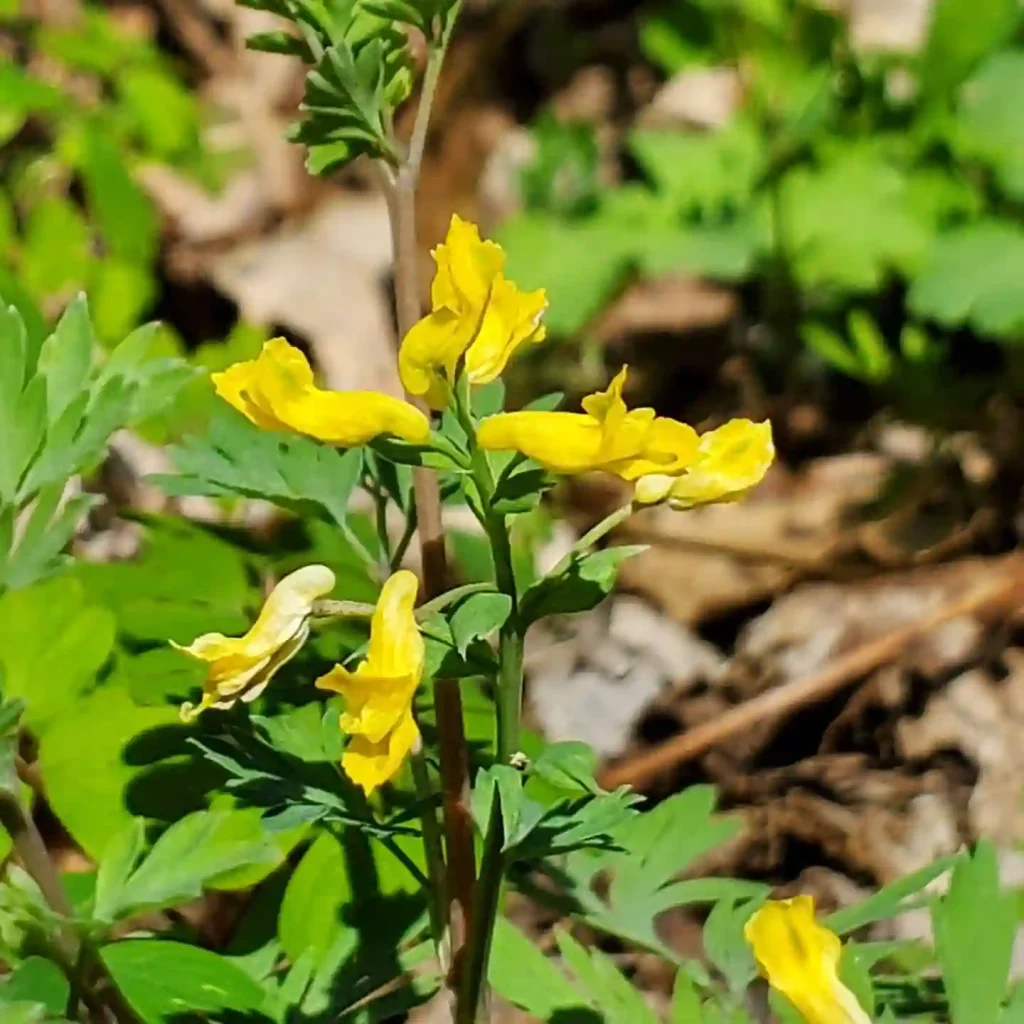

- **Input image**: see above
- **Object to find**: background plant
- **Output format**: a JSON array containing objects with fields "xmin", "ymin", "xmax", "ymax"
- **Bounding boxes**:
[{"xmin": 1, "ymin": 1, "xmax": 1024, "ymax": 1023}]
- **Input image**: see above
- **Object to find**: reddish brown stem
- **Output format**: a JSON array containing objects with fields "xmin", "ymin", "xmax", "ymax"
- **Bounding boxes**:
[{"xmin": 385, "ymin": 164, "xmax": 477, "ymax": 987}]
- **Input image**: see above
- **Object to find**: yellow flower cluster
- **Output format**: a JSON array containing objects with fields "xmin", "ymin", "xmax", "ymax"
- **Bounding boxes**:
[
  {"xmin": 177, "ymin": 215, "xmax": 775, "ymax": 793},
  {"xmin": 477, "ymin": 366, "xmax": 774, "ymax": 508},
  {"xmin": 399, "ymin": 214, "xmax": 548, "ymax": 409},
  {"xmin": 745, "ymin": 897, "xmax": 872, "ymax": 1024}
]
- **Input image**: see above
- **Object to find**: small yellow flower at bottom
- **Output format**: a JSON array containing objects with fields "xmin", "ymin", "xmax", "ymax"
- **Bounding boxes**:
[
  {"xmin": 212, "ymin": 338, "xmax": 430, "ymax": 446},
  {"xmin": 744, "ymin": 896, "xmax": 872, "ymax": 1024},
  {"xmin": 316, "ymin": 570, "xmax": 424, "ymax": 795},
  {"xmin": 173, "ymin": 564, "xmax": 336, "ymax": 722}
]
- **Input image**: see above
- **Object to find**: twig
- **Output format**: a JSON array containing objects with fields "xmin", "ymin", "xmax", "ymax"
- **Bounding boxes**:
[{"xmin": 599, "ymin": 557, "xmax": 1024, "ymax": 791}]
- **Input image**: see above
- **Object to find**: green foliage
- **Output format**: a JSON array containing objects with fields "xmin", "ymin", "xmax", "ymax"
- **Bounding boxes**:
[
  {"xmin": 101, "ymin": 940, "xmax": 271, "ymax": 1023},
  {"xmin": 239, "ymin": 0, "xmax": 458, "ymax": 175},
  {"xmin": 156, "ymin": 408, "xmax": 364, "ymax": 529},
  {"xmin": 0, "ymin": 4, "xmax": 212, "ymax": 345},
  {"xmin": 500, "ymin": 0, "xmax": 1024, "ymax": 408},
  {"xmin": 94, "ymin": 811, "xmax": 280, "ymax": 923},
  {"xmin": 932, "ymin": 842, "xmax": 1017, "ymax": 1024},
  {"xmin": 521, "ymin": 544, "xmax": 647, "ymax": 624},
  {"xmin": 0, "ymin": 299, "xmax": 191, "ymax": 593}
]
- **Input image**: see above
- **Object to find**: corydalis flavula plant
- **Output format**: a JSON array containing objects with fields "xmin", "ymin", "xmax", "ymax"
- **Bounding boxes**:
[{"xmin": 172, "ymin": 208, "xmax": 775, "ymax": 1021}]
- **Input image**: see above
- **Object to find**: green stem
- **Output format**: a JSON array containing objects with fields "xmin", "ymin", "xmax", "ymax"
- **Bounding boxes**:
[
  {"xmin": 417, "ymin": 581, "xmax": 497, "ymax": 619},
  {"xmin": 457, "ymin": 798, "xmax": 504, "ymax": 1024},
  {"xmin": 391, "ymin": 505, "xmax": 418, "ymax": 572},
  {"xmin": 410, "ymin": 749, "xmax": 448, "ymax": 962},
  {"xmin": 547, "ymin": 501, "xmax": 635, "ymax": 578},
  {"xmin": 457, "ymin": 412, "xmax": 526, "ymax": 1022},
  {"xmin": 381, "ymin": 834, "xmax": 429, "ymax": 889},
  {"xmin": 340, "ymin": 519, "xmax": 386, "ymax": 583}
]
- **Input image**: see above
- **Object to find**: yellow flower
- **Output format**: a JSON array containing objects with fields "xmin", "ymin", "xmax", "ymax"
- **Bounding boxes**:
[
  {"xmin": 744, "ymin": 897, "xmax": 872, "ymax": 1024},
  {"xmin": 316, "ymin": 570, "xmax": 423, "ymax": 795},
  {"xmin": 173, "ymin": 565, "xmax": 336, "ymax": 722},
  {"xmin": 398, "ymin": 214, "xmax": 547, "ymax": 408},
  {"xmin": 213, "ymin": 338, "xmax": 430, "ymax": 446},
  {"xmin": 477, "ymin": 366, "xmax": 668, "ymax": 475},
  {"xmin": 633, "ymin": 418, "xmax": 774, "ymax": 507}
]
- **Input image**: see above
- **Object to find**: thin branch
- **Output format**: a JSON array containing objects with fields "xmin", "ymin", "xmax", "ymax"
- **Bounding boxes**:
[
  {"xmin": 408, "ymin": 45, "xmax": 445, "ymax": 177},
  {"xmin": 598, "ymin": 556, "xmax": 1024, "ymax": 791}
]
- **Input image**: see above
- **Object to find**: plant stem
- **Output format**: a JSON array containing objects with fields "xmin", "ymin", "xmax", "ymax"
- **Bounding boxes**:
[
  {"xmin": 0, "ymin": 790, "xmax": 134, "ymax": 1022},
  {"xmin": 457, "ymin": 798, "xmax": 503, "ymax": 1024},
  {"xmin": 380, "ymin": 57, "xmax": 477, "ymax": 999},
  {"xmin": 410, "ymin": 748, "xmax": 448, "ymax": 959},
  {"xmin": 409, "ymin": 45, "xmax": 445, "ymax": 176},
  {"xmin": 459, "ymin": 421, "xmax": 526, "ymax": 1022},
  {"xmin": 547, "ymin": 501, "xmax": 635, "ymax": 578}
]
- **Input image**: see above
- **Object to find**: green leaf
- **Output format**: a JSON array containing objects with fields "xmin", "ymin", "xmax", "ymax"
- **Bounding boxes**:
[
  {"xmin": 932, "ymin": 842, "xmax": 1016, "ymax": 1024},
  {"xmin": 558, "ymin": 786, "xmax": 751, "ymax": 958},
  {"xmin": 2, "ymin": 487, "xmax": 99, "ymax": 590},
  {"xmin": 94, "ymin": 808, "xmax": 280, "ymax": 922},
  {"xmin": 671, "ymin": 969, "xmax": 704, "ymax": 1024},
  {"xmin": 81, "ymin": 124, "xmax": 157, "ymax": 263},
  {"xmin": 101, "ymin": 940, "xmax": 270, "ymax": 1023},
  {"xmin": 72, "ymin": 517, "xmax": 255, "ymax": 643},
  {"xmin": 448, "ymin": 592, "xmax": 512, "ymax": 656},
  {"xmin": 556, "ymin": 928, "xmax": 662, "ymax": 1024},
  {"xmin": 36, "ymin": 295, "xmax": 94, "ymax": 425},
  {"xmin": 521, "ymin": 545, "xmax": 647, "ymax": 625},
  {"xmin": 117, "ymin": 66, "xmax": 198, "ymax": 159},
  {"xmin": 489, "ymin": 917, "xmax": 589, "ymax": 1018},
  {"xmin": 826, "ymin": 856, "xmax": 954, "ymax": 934},
  {"xmin": 90, "ymin": 260, "xmax": 156, "ymax": 345},
  {"xmin": 37, "ymin": 685, "xmax": 183, "ymax": 858},
  {"xmin": 278, "ymin": 828, "xmax": 423, "ymax": 966},
  {"xmin": 0, "ymin": 305, "xmax": 46, "ymax": 504},
  {"xmin": 908, "ymin": 221, "xmax": 1024, "ymax": 337},
  {"xmin": 0, "ymin": 957, "xmax": 69, "ymax": 1016},
  {"xmin": 157, "ymin": 408, "xmax": 362, "ymax": 529},
  {"xmin": 0, "ymin": 575, "xmax": 115, "ymax": 732},
  {"xmin": 531, "ymin": 740, "xmax": 600, "ymax": 795},
  {"xmin": 919, "ymin": 0, "xmax": 1019, "ymax": 99},
  {"xmin": 630, "ymin": 123, "xmax": 764, "ymax": 217},
  {"xmin": 294, "ymin": 33, "xmax": 409, "ymax": 169},
  {"xmin": 21, "ymin": 197, "xmax": 91, "ymax": 300},
  {"xmin": 953, "ymin": 52, "xmax": 1024, "ymax": 202},
  {"xmin": 499, "ymin": 211, "xmax": 634, "ymax": 336},
  {"xmin": 702, "ymin": 897, "xmax": 763, "ymax": 998},
  {"xmin": 778, "ymin": 152, "xmax": 934, "ymax": 293}
]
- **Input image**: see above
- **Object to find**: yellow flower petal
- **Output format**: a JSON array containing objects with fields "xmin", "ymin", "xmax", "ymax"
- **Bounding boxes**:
[
  {"xmin": 477, "ymin": 367, "xmax": 655, "ymax": 474},
  {"xmin": 174, "ymin": 564, "xmax": 335, "ymax": 721},
  {"xmin": 398, "ymin": 307, "xmax": 475, "ymax": 405},
  {"xmin": 318, "ymin": 570, "xmax": 424, "ymax": 794},
  {"xmin": 662, "ymin": 418, "xmax": 774, "ymax": 508},
  {"xmin": 398, "ymin": 215, "xmax": 546, "ymax": 407},
  {"xmin": 212, "ymin": 338, "xmax": 430, "ymax": 446},
  {"xmin": 342, "ymin": 710, "xmax": 419, "ymax": 796},
  {"xmin": 745, "ymin": 897, "xmax": 871, "ymax": 1024},
  {"xmin": 431, "ymin": 213, "xmax": 505, "ymax": 313},
  {"xmin": 464, "ymin": 276, "xmax": 548, "ymax": 385},
  {"xmin": 616, "ymin": 416, "xmax": 700, "ymax": 482}
]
